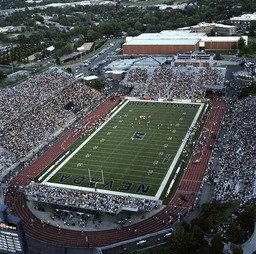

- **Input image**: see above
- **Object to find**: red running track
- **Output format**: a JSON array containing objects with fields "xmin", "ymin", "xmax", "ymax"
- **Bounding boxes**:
[{"xmin": 5, "ymin": 94, "xmax": 226, "ymax": 247}]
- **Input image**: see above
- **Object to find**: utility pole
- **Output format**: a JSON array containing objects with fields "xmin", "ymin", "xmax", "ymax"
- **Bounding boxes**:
[{"xmin": 8, "ymin": 45, "xmax": 14, "ymax": 73}]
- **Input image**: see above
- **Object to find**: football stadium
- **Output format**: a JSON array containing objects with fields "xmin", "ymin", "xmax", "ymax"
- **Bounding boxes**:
[{"xmin": 2, "ymin": 63, "xmax": 227, "ymax": 251}]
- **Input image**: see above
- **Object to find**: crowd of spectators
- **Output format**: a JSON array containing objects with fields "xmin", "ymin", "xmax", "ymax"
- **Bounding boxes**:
[
  {"xmin": 21, "ymin": 183, "xmax": 159, "ymax": 214},
  {"xmin": 213, "ymin": 95, "xmax": 256, "ymax": 202},
  {"xmin": 0, "ymin": 150, "xmax": 16, "ymax": 172},
  {"xmin": 0, "ymin": 68, "xmax": 73, "ymax": 126},
  {"xmin": 126, "ymin": 68, "xmax": 149, "ymax": 84},
  {"xmin": 198, "ymin": 67, "xmax": 224, "ymax": 88},
  {"xmin": 128, "ymin": 65, "xmax": 225, "ymax": 99},
  {"xmin": 0, "ymin": 68, "xmax": 103, "ymax": 169}
]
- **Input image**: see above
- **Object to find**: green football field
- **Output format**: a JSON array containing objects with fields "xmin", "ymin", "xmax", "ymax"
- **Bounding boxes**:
[{"xmin": 42, "ymin": 100, "xmax": 203, "ymax": 200}]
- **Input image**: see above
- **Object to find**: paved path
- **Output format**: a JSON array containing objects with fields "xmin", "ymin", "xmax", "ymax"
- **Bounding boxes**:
[{"xmin": 242, "ymin": 223, "xmax": 256, "ymax": 254}]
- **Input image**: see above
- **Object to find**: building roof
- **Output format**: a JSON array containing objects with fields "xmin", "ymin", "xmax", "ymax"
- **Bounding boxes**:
[
  {"xmin": 192, "ymin": 22, "xmax": 236, "ymax": 29},
  {"xmin": 124, "ymin": 30, "xmax": 206, "ymax": 46},
  {"xmin": 45, "ymin": 1, "xmax": 90, "ymax": 7},
  {"xmin": 47, "ymin": 46, "xmax": 55, "ymax": 51},
  {"xmin": 60, "ymin": 52, "xmax": 80, "ymax": 62},
  {"xmin": 201, "ymin": 36, "xmax": 240, "ymax": 42},
  {"xmin": 125, "ymin": 38, "xmax": 201, "ymax": 46},
  {"xmin": 112, "ymin": 70, "xmax": 124, "ymax": 75},
  {"xmin": 137, "ymin": 30, "xmax": 206, "ymax": 39},
  {"xmin": 83, "ymin": 75, "xmax": 99, "ymax": 81},
  {"xmin": 230, "ymin": 13, "xmax": 256, "ymax": 21}
]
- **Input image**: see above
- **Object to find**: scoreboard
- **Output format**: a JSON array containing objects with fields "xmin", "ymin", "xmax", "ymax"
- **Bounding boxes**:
[{"xmin": 0, "ymin": 204, "xmax": 27, "ymax": 254}]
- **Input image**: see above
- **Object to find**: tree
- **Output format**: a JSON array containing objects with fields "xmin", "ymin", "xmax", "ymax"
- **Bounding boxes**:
[
  {"xmin": 238, "ymin": 37, "xmax": 245, "ymax": 50},
  {"xmin": 17, "ymin": 34, "xmax": 27, "ymax": 45},
  {"xmin": 210, "ymin": 29, "xmax": 215, "ymax": 36},
  {"xmin": 27, "ymin": 18, "xmax": 36, "ymax": 27},
  {"xmin": 191, "ymin": 224, "xmax": 205, "ymax": 248},
  {"xmin": 134, "ymin": 21, "xmax": 143, "ymax": 32},
  {"xmin": 248, "ymin": 26, "xmax": 255, "ymax": 37},
  {"xmin": 34, "ymin": 53, "xmax": 42, "ymax": 60},
  {"xmin": 41, "ymin": 49, "xmax": 50, "ymax": 58},
  {"xmin": 239, "ymin": 205, "xmax": 255, "ymax": 233},
  {"xmin": 56, "ymin": 57, "xmax": 60, "ymax": 65},
  {"xmin": 232, "ymin": 246, "xmax": 243, "ymax": 254},
  {"xmin": 29, "ymin": 32, "xmax": 43, "ymax": 45},
  {"xmin": 210, "ymin": 233, "xmax": 224, "ymax": 254},
  {"xmin": 226, "ymin": 223, "xmax": 241, "ymax": 243},
  {"xmin": 62, "ymin": 42, "xmax": 74, "ymax": 55},
  {"xmin": 170, "ymin": 225, "xmax": 192, "ymax": 254},
  {"xmin": 35, "ymin": 14, "xmax": 44, "ymax": 24},
  {"xmin": 0, "ymin": 70, "xmax": 7, "ymax": 81},
  {"xmin": 87, "ymin": 29, "xmax": 99, "ymax": 42},
  {"xmin": 55, "ymin": 49, "xmax": 62, "ymax": 59},
  {"xmin": 66, "ymin": 67, "xmax": 72, "ymax": 73},
  {"xmin": 215, "ymin": 53, "xmax": 222, "ymax": 60}
]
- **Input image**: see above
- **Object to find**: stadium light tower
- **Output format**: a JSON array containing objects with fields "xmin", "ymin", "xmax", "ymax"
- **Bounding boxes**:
[
  {"xmin": 225, "ymin": 80, "xmax": 229, "ymax": 101},
  {"xmin": 8, "ymin": 45, "xmax": 14, "ymax": 74},
  {"xmin": 77, "ymin": 46, "xmax": 84, "ymax": 78}
]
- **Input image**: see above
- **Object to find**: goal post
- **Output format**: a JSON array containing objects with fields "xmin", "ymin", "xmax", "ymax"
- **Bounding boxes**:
[{"xmin": 88, "ymin": 168, "xmax": 105, "ymax": 185}]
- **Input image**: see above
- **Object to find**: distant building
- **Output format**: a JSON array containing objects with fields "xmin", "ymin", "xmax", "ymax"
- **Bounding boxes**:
[
  {"xmin": 230, "ymin": 12, "xmax": 256, "ymax": 26},
  {"xmin": 82, "ymin": 75, "xmax": 99, "ymax": 84},
  {"xmin": 45, "ymin": 1, "xmax": 90, "ymax": 7},
  {"xmin": 77, "ymin": 43, "xmax": 94, "ymax": 53},
  {"xmin": 123, "ymin": 30, "xmax": 206, "ymax": 55},
  {"xmin": 179, "ymin": 22, "xmax": 237, "ymax": 35},
  {"xmin": 46, "ymin": 45, "xmax": 55, "ymax": 52},
  {"xmin": 123, "ymin": 30, "xmax": 242, "ymax": 55},
  {"xmin": 60, "ymin": 52, "xmax": 80, "ymax": 63},
  {"xmin": 154, "ymin": 3, "xmax": 187, "ymax": 10},
  {"xmin": 0, "ymin": 26, "xmax": 14, "ymax": 33},
  {"xmin": 25, "ymin": 0, "xmax": 42, "ymax": 3},
  {"xmin": 28, "ymin": 54, "xmax": 37, "ymax": 63},
  {"xmin": 173, "ymin": 51, "xmax": 215, "ymax": 67},
  {"xmin": 200, "ymin": 36, "xmax": 242, "ymax": 50}
]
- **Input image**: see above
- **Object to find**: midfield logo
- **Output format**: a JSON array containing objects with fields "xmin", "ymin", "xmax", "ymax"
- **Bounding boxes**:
[{"xmin": 132, "ymin": 132, "xmax": 146, "ymax": 140}]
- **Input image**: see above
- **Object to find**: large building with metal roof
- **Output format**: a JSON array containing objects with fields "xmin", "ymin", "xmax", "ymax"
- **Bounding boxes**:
[
  {"xmin": 123, "ymin": 30, "xmax": 242, "ymax": 55},
  {"xmin": 123, "ymin": 30, "xmax": 205, "ymax": 55}
]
